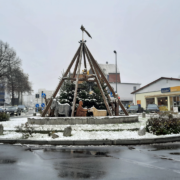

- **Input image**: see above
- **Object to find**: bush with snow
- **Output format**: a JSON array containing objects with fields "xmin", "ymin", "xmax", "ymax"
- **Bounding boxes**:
[
  {"xmin": 0, "ymin": 112, "xmax": 9, "ymax": 121},
  {"xmin": 146, "ymin": 112, "xmax": 180, "ymax": 135}
]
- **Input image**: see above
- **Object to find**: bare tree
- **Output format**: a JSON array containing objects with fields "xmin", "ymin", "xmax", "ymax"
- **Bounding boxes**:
[
  {"xmin": 0, "ymin": 41, "xmax": 10, "ymax": 78},
  {"xmin": 0, "ymin": 40, "xmax": 33, "ymax": 105},
  {"xmin": 6, "ymin": 68, "xmax": 32, "ymax": 105}
]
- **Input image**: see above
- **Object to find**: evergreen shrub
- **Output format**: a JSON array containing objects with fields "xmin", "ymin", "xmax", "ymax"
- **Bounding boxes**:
[
  {"xmin": 59, "ymin": 79, "xmax": 111, "ymax": 116},
  {"xmin": 0, "ymin": 112, "xmax": 9, "ymax": 121},
  {"xmin": 146, "ymin": 112, "xmax": 180, "ymax": 135}
]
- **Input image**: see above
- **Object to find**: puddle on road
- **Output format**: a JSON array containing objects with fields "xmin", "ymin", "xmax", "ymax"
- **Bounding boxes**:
[
  {"xmin": 160, "ymin": 157, "xmax": 173, "ymax": 160},
  {"xmin": 149, "ymin": 144, "xmax": 180, "ymax": 151},
  {"xmin": 128, "ymin": 147, "xmax": 135, "ymax": 150},
  {"xmin": 45, "ymin": 149, "xmax": 108, "ymax": 179},
  {"xmin": 58, "ymin": 170, "xmax": 105, "ymax": 179},
  {"xmin": 42, "ymin": 148, "xmax": 111, "ymax": 157},
  {"xmin": 0, "ymin": 159, "xmax": 16, "ymax": 164},
  {"xmin": 170, "ymin": 152, "xmax": 180, "ymax": 155}
]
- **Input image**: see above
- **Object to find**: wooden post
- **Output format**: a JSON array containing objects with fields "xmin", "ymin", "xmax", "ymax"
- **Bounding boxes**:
[
  {"xmin": 85, "ymin": 44, "xmax": 128, "ymax": 116},
  {"xmin": 71, "ymin": 43, "xmax": 83, "ymax": 117},
  {"xmin": 83, "ymin": 45, "xmax": 87, "ymax": 69},
  {"xmin": 72, "ymin": 53, "xmax": 80, "ymax": 78},
  {"xmin": 84, "ymin": 44, "xmax": 112, "ymax": 116},
  {"xmin": 41, "ymin": 45, "xmax": 81, "ymax": 117}
]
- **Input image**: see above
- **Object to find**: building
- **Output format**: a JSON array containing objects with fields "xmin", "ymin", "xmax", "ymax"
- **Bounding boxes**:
[
  {"xmin": 22, "ymin": 93, "xmax": 35, "ymax": 108},
  {"xmin": 131, "ymin": 77, "xmax": 180, "ymax": 111},
  {"xmin": 89, "ymin": 62, "xmax": 141, "ymax": 107},
  {"xmin": 98, "ymin": 63, "xmax": 121, "ymax": 83},
  {"xmin": 35, "ymin": 89, "xmax": 54, "ymax": 107},
  {"xmin": 110, "ymin": 82, "xmax": 141, "ymax": 106}
]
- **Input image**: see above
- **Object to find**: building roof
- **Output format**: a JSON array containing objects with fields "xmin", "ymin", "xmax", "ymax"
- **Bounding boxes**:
[
  {"xmin": 98, "ymin": 64, "xmax": 120, "ymax": 75},
  {"xmin": 110, "ymin": 82, "xmax": 141, "ymax": 85},
  {"xmin": 131, "ymin": 77, "xmax": 180, "ymax": 94}
]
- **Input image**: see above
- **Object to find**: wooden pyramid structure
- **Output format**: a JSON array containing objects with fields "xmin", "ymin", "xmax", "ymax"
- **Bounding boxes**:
[{"xmin": 41, "ymin": 26, "xmax": 128, "ymax": 117}]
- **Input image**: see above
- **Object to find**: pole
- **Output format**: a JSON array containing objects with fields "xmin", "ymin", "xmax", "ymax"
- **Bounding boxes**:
[{"xmin": 114, "ymin": 51, "xmax": 117, "ymax": 93}]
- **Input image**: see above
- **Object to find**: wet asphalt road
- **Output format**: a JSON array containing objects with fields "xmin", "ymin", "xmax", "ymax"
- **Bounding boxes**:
[{"xmin": 1, "ymin": 143, "xmax": 180, "ymax": 180}]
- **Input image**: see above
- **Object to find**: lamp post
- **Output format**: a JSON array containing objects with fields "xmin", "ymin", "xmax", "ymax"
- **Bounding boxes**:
[{"xmin": 114, "ymin": 50, "xmax": 117, "ymax": 93}]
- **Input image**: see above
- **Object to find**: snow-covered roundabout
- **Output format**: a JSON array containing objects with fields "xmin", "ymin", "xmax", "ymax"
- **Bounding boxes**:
[{"xmin": 0, "ymin": 114, "xmax": 180, "ymax": 145}]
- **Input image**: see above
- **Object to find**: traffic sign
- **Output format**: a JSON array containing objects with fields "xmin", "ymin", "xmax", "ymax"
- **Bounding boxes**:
[
  {"xmin": 35, "ymin": 104, "xmax": 39, "ymax": 108},
  {"xmin": 41, "ymin": 93, "xmax": 46, "ymax": 98},
  {"xmin": 41, "ymin": 103, "xmax": 45, "ymax": 107},
  {"xmin": 35, "ymin": 94, "xmax": 39, "ymax": 98},
  {"xmin": 42, "ymin": 107, "xmax": 44, "ymax": 111},
  {"xmin": 110, "ymin": 92, "xmax": 113, "ymax": 97}
]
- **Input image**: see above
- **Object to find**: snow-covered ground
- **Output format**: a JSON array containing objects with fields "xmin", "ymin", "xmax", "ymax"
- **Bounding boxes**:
[{"xmin": 0, "ymin": 114, "xmax": 180, "ymax": 140}]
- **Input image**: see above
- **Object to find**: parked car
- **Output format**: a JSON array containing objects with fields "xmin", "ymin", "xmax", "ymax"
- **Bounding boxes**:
[
  {"xmin": 5, "ymin": 106, "xmax": 21, "ymax": 116},
  {"xmin": 119, "ymin": 106, "xmax": 128, "ymax": 114},
  {"xmin": 146, "ymin": 104, "xmax": 159, "ymax": 113},
  {"xmin": 0, "ymin": 108, "xmax": 5, "ymax": 113},
  {"xmin": 126, "ymin": 105, "xmax": 144, "ymax": 113},
  {"xmin": 18, "ymin": 105, "xmax": 28, "ymax": 112}
]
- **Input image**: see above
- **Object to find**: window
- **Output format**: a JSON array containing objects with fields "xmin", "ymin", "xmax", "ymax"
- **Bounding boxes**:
[
  {"xmin": 146, "ymin": 98, "xmax": 155, "ymax": 106},
  {"xmin": 133, "ymin": 86, "xmax": 136, "ymax": 91},
  {"xmin": 158, "ymin": 97, "xmax": 168, "ymax": 106}
]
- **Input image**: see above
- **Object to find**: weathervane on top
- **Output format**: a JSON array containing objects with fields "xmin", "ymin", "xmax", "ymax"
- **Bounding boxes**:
[{"xmin": 80, "ymin": 25, "xmax": 92, "ymax": 41}]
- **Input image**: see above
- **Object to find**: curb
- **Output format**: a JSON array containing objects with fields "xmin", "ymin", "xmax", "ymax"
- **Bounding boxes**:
[{"xmin": 0, "ymin": 136, "xmax": 180, "ymax": 145}]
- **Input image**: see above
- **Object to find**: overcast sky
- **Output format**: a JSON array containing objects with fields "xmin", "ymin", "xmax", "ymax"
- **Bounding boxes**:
[{"xmin": 0, "ymin": 0, "xmax": 180, "ymax": 93}]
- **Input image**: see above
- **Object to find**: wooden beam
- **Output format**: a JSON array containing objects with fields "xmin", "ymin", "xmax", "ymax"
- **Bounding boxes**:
[
  {"xmin": 83, "ymin": 45, "xmax": 87, "ymax": 69},
  {"xmin": 63, "ymin": 74, "xmax": 96, "ymax": 81},
  {"xmin": 72, "ymin": 53, "xmax": 80, "ymax": 78},
  {"xmin": 85, "ymin": 44, "xmax": 129, "ymax": 116},
  {"xmin": 71, "ymin": 43, "xmax": 83, "ymax": 117},
  {"xmin": 41, "ymin": 44, "xmax": 81, "ymax": 117},
  {"xmin": 84, "ymin": 44, "xmax": 112, "ymax": 116}
]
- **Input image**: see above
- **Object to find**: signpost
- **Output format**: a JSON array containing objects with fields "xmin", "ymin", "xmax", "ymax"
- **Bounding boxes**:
[
  {"xmin": 35, "ymin": 94, "xmax": 39, "ymax": 98},
  {"xmin": 35, "ymin": 104, "xmax": 39, "ymax": 112},
  {"xmin": 41, "ymin": 103, "xmax": 45, "ymax": 111},
  {"xmin": 41, "ymin": 93, "xmax": 46, "ymax": 98}
]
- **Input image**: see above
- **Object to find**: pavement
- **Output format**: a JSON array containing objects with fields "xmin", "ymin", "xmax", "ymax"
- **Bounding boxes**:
[{"xmin": 1, "ymin": 143, "xmax": 180, "ymax": 180}]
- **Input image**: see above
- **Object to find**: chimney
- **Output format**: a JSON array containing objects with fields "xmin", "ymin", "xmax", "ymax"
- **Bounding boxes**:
[{"xmin": 106, "ymin": 61, "xmax": 108, "ymax": 64}]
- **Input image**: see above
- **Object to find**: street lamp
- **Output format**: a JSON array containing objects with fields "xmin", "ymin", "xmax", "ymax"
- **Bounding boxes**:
[{"xmin": 114, "ymin": 50, "xmax": 117, "ymax": 93}]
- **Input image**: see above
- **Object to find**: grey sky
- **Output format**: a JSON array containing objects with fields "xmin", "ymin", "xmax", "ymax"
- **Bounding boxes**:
[{"xmin": 0, "ymin": 0, "xmax": 180, "ymax": 93}]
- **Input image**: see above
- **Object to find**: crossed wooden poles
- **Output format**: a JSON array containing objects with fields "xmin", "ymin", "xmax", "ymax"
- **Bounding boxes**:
[{"xmin": 41, "ymin": 41, "xmax": 128, "ymax": 117}]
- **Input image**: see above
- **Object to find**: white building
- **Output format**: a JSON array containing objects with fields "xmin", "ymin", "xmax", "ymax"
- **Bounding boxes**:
[
  {"xmin": 34, "ymin": 89, "xmax": 54, "ymax": 107},
  {"xmin": 97, "ymin": 62, "xmax": 141, "ymax": 107},
  {"xmin": 131, "ymin": 77, "xmax": 180, "ymax": 111},
  {"xmin": 110, "ymin": 82, "xmax": 141, "ymax": 106}
]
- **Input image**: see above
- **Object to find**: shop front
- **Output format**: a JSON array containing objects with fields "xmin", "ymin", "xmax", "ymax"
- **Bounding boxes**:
[{"xmin": 144, "ymin": 86, "xmax": 180, "ymax": 111}]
